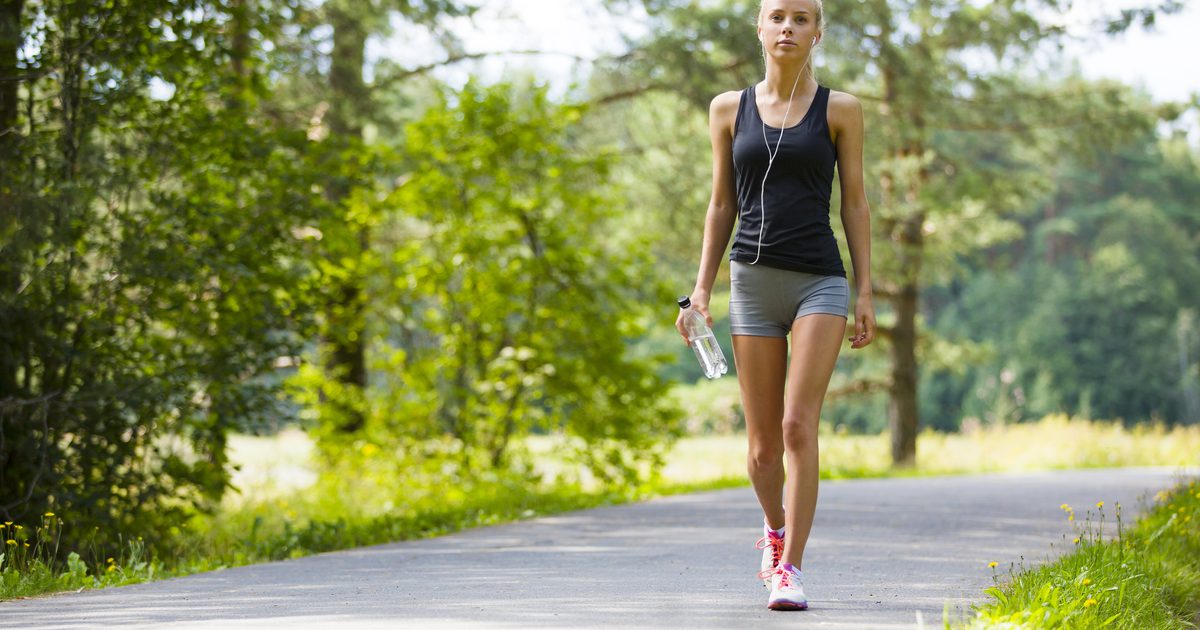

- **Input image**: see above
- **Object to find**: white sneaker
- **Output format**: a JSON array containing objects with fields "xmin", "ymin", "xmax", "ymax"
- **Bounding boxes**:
[
  {"xmin": 755, "ymin": 522, "xmax": 785, "ymax": 588},
  {"xmin": 767, "ymin": 563, "xmax": 808, "ymax": 611}
]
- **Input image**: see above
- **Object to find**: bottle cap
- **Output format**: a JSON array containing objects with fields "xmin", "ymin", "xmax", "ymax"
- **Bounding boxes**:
[{"xmin": 677, "ymin": 295, "xmax": 691, "ymax": 309}]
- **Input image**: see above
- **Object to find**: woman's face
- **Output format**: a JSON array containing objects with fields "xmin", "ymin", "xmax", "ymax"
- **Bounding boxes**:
[{"xmin": 758, "ymin": 0, "xmax": 820, "ymax": 58}]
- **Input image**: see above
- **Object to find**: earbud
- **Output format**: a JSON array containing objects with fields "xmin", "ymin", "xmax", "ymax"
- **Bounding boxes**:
[{"xmin": 812, "ymin": 36, "xmax": 817, "ymax": 46}]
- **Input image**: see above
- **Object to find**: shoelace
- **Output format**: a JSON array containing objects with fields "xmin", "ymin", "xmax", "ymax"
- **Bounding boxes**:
[
  {"xmin": 755, "ymin": 534, "xmax": 785, "ymax": 580},
  {"xmin": 762, "ymin": 564, "xmax": 800, "ymax": 589}
]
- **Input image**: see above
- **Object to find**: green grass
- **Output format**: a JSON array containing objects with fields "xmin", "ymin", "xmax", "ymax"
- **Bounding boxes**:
[{"xmin": 953, "ymin": 477, "xmax": 1200, "ymax": 629}]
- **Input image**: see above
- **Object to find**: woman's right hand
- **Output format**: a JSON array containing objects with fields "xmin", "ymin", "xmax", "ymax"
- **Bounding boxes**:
[{"xmin": 675, "ymin": 291, "xmax": 713, "ymax": 346}]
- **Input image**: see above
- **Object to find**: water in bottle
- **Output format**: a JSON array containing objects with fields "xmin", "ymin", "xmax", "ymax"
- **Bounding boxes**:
[{"xmin": 677, "ymin": 296, "xmax": 729, "ymax": 379}]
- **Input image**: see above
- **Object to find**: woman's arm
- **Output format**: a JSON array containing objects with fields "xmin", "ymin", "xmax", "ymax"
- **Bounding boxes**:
[
  {"xmin": 830, "ymin": 91, "xmax": 876, "ymax": 349},
  {"xmin": 676, "ymin": 91, "xmax": 741, "ymax": 344}
]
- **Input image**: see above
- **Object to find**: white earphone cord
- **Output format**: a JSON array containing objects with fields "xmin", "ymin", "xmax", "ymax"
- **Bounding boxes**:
[{"xmin": 750, "ymin": 36, "xmax": 816, "ymax": 265}]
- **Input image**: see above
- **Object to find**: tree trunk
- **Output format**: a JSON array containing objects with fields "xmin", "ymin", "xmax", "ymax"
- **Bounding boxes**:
[
  {"xmin": 323, "ymin": 5, "xmax": 368, "ymax": 433},
  {"xmin": 888, "ymin": 231, "xmax": 921, "ymax": 465},
  {"xmin": 0, "ymin": 0, "xmax": 23, "ymax": 398}
]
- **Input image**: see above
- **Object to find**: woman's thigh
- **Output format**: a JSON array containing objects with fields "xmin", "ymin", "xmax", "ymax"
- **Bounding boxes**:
[
  {"xmin": 732, "ymin": 334, "xmax": 788, "ymax": 447},
  {"xmin": 785, "ymin": 313, "xmax": 847, "ymax": 426}
]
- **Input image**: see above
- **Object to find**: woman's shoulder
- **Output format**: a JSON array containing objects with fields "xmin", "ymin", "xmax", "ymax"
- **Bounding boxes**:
[
  {"xmin": 708, "ymin": 89, "xmax": 744, "ymax": 134},
  {"xmin": 826, "ymin": 89, "xmax": 863, "ymax": 113},
  {"xmin": 709, "ymin": 89, "xmax": 744, "ymax": 116},
  {"xmin": 825, "ymin": 88, "xmax": 864, "ymax": 133}
]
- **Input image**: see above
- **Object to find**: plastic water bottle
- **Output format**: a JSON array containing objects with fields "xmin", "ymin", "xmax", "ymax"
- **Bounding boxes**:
[{"xmin": 677, "ymin": 295, "xmax": 729, "ymax": 379}]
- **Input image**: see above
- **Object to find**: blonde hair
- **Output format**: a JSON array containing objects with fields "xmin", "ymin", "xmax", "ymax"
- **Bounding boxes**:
[{"xmin": 757, "ymin": 0, "xmax": 825, "ymax": 33}]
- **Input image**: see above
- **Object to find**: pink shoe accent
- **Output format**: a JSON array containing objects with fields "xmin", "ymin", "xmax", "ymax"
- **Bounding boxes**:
[{"xmin": 755, "ymin": 530, "xmax": 784, "ymax": 580}]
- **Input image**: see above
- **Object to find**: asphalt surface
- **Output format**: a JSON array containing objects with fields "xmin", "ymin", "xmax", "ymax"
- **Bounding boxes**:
[{"xmin": 3, "ymin": 467, "xmax": 1195, "ymax": 629}]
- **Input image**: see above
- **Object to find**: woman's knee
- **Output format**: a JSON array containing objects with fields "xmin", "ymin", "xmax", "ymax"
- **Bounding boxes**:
[
  {"xmin": 781, "ymin": 412, "xmax": 819, "ymax": 452},
  {"xmin": 747, "ymin": 441, "xmax": 784, "ymax": 471}
]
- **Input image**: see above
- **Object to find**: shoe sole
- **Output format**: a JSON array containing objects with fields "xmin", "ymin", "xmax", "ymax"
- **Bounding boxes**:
[{"xmin": 768, "ymin": 599, "xmax": 809, "ymax": 611}]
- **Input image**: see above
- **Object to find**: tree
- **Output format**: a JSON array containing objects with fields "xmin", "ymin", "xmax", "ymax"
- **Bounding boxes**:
[
  {"xmin": 929, "ymin": 130, "xmax": 1200, "ymax": 426},
  {"xmin": 371, "ymin": 79, "xmax": 684, "ymax": 482},
  {"xmin": 0, "ymin": 0, "xmax": 326, "ymax": 554}
]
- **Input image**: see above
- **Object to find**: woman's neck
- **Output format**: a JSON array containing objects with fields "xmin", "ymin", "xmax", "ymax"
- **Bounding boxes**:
[{"xmin": 761, "ymin": 63, "xmax": 816, "ymax": 101}]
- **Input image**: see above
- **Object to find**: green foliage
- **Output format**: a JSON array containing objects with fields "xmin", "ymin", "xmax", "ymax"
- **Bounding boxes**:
[
  {"xmin": 960, "ymin": 478, "xmax": 1200, "ymax": 629},
  {"xmin": 359, "ymin": 79, "xmax": 684, "ymax": 484},
  {"xmin": 928, "ymin": 134, "xmax": 1200, "ymax": 428},
  {"xmin": 0, "ymin": 0, "xmax": 327, "ymax": 556}
]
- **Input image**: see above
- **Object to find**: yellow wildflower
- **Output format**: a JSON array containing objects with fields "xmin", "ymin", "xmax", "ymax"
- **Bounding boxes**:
[
  {"xmin": 44, "ymin": 512, "xmax": 54, "ymax": 517},
  {"xmin": 23, "ymin": 542, "xmax": 28, "ymax": 548},
  {"xmin": 3, "ymin": 521, "xmax": 11, "ymax": 526},
  {"xmin": 106, "ymin": 565, "xmax": 116, "ymax": 573},
  {"xmin": 1082, "ymin": 578, "xmax": 1092, "ymax": 585},
  {"xmin": 1073, "ymin": 537, "xmax": 1081, "ymax": 544},
  {"xmin": 107, "ymin": 557, "xmax": 115, "ymax": 564},
  {"xmin": 1060, "ymin": 503, "xmax": 1071, "ymax": 511},
  {"xmin": 4, "ymin": 539, "xmax": 14, "ymax": 546},
  {"xmin": 1096, "ymin": 501, "xmax": 1104, "ymax": 509},
  {"xmin": 1084, "ymin": 598, "xmax": 1098, "ymax": 607},
  {"xmin": 1069, "ymin": 514, "xmax": 1075, "ymax": 521},
  {"xmin": 988, "ymin": 561, "xmax": 998, "ymax": 569}
]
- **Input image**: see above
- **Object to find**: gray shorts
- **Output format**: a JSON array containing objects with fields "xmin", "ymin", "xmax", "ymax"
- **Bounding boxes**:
[{"xmin": 729, "ymin": 261, "xmax": 850, "ymax": 337}]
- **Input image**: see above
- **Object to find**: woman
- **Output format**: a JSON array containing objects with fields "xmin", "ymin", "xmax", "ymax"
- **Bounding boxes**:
[{"xmin": 674, "ymin": 0, "xmax": 876, "ymax": 612}]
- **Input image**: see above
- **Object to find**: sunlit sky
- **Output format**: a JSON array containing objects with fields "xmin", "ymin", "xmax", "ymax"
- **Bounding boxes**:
[{"xmin": 373, "ymin": 0, "xmax": 1199, "ymax": 108}]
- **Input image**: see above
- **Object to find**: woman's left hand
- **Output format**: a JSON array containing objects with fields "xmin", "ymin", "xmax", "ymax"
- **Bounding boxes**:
[{"xmin": 849, "ymin": 295, "xmax": 876, "ymax": 349}]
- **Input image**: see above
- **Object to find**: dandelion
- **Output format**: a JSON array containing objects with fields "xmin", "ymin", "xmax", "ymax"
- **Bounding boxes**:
[
  {"xmin": 3, "ymin": 521, "xmax": 11, "ymax": 526},
  {"xmin": 1096, "ymin": 501, "xmax": 1104, "ymax": 509},
  {"xmin": 1069, "ymin": 513, "xmax": 1075, "ymax": 521},
  {"xmin": 106, "ymin": 565, "xmax": 116, "ymax": 573},
  {"xmin": 1073, "ymin": 537, "xmax": 1081, "ymax": 544},
  {"xmin": 988, "ymin": 561, "xmax": 998, "ymax": 568},
  {"xmin": 107, "ymin": 557, "xmax": 114, "ymax": 564},
  {"xmin": 1060, "ymin": 503, "xmax": 1071, "ymax": 511},
  {"xmin": 1082, "ymin": 578, "xmax": 1092, "ymax": 585},
  {"xmin": 44, "ymin": 512, "xmax": 54, "ymax": 517},
  {"xmin": 5, "ymin": 539, "xmax": 14, "ymax": 546},
  {"xmin": 1084, "ymin": 598, "xmax": 1098, "ymax": 607},
  {"xmin": 23, "ymin": 542, "xmax": 28, "ymax": 548}
]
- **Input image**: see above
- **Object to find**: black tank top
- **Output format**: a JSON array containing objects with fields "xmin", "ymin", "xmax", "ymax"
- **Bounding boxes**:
[{"xmin": 730, "ymin": 84, "xmax": 845, "ymax": 277}]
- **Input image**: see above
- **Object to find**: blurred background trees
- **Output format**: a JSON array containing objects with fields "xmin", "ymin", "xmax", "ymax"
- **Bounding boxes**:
[{"xmin": 1, "ymin": 0, "xmax": 1196, "ymax": 557}]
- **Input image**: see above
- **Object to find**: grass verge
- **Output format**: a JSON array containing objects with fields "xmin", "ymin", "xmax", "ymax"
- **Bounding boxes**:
[{"xmin": 953, "ymin": 476, "xmax": 1200, "ymax": 629}]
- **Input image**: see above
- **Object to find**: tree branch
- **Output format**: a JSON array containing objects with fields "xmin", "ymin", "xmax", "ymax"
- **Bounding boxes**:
[
  {"xmin": 826, "ymin": 378, "xmax": 890, "ymax": 399},
  {"xmin": 371, "ymin": 49, "xmax": 593, "ymax": 90}
]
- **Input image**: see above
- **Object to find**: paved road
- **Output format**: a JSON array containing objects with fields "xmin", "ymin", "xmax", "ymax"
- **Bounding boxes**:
[{"xmin": 3, "ymin": 467, "xmax": 1195, "ymax": 629}]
